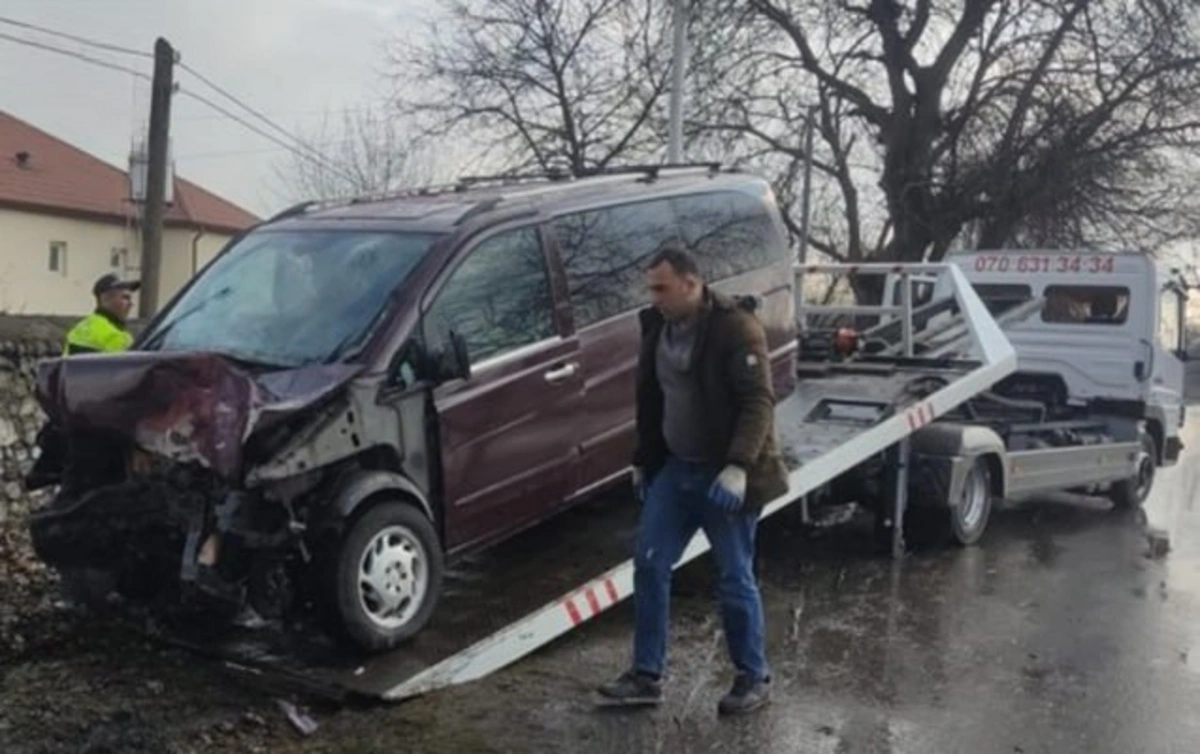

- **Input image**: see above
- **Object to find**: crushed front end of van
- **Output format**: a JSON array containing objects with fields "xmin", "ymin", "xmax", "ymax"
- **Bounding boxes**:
[{"xmin": 24, "ymin": 349, "xmax": 391, "ymax": 636}]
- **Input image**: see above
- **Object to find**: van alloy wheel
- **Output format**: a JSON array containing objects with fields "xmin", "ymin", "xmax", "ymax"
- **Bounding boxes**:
[
  {"xmin": 358, "ymin": 525, "xmax": 428, "ymax": 630},
  {"xmin": 329, "ymin": 500, "xmax": 444, "ymax": 652}
]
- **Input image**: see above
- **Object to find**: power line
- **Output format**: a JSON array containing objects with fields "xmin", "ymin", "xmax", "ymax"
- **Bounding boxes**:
[
  {"xmin": 177, "ymin": 61, "xmax": 342, "ymax": 174},
  {"xmin": 0, "ymin": 31, "xmax": 150, "ymax": 80},
  {"xmin": 176, "ymin": 85, "xmax": 359, "ymax": 184},
  {"xmin": 178, "ymin": 138, "xmax": 359, "ymax": 160},
  {"xmin": 0, "ymin": 15, "xmax": 150, "ymax": 58},
  {"xmin": 0, "ymin": 25, "xmax": 355, "ymax": 185}
]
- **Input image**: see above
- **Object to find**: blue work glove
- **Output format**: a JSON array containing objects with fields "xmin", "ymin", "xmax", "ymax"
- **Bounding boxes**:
[{"xmin": 708, "ymin": 465, "xmax": 747, "ymax": 512}]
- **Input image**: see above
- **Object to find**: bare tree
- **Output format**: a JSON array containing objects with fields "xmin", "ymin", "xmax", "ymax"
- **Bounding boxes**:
[
  {"xmin": 271, "ymin": 108, "xmax": 437, "ymax": 203},
  {"xmin": 692, "ymin": 0, "xmax": 1200, "ymax": 278},
  {"xmin": 389, "ymin": 0, "xmax": 681, "ymax": 174}
]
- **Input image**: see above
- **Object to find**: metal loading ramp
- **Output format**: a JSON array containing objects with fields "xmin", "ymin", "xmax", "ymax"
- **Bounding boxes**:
[{"xmin": 171, "ymin": 262, "xmax": 1017, "ymax": 703}]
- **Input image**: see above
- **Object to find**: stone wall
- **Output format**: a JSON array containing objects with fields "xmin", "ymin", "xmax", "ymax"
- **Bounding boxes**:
[
  {"xmin": 0, "ymin": 315, "xmax": 73, "ymax": 525},
  {"xmin": 0, "ymin": 314, "xmax": 149, "ymax": 525}
]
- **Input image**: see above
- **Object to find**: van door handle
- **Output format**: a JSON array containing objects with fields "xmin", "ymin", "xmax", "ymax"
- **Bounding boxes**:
[{"xmin": 544, "ymin": 362, "xmax": 579, "ymax": 384}]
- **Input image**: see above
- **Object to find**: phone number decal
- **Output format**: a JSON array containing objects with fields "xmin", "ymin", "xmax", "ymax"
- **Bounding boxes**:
[{"xmin": 972, "ymin": 254, "xmax": 1115, "ymax": 274}]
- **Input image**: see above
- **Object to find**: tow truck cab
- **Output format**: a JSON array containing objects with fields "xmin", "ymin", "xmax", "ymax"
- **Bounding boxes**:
[
  {"xmin": 884, "ymin": 249, "xmax": 1187, "ymax": 464},
  {"xmin": 935, "ymin": 249, "xmax": 1189, "ymax": 467}
]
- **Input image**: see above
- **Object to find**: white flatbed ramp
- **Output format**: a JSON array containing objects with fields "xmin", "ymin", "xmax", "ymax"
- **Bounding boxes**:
[{"xmin": 177, "ymin": 263, "xmax": 1016, "ymax": 703}]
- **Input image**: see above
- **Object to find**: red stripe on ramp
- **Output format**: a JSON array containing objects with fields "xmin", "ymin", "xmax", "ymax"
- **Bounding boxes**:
[
  {"xmin": 604, "ymin": 578, "xmax": 619, "ymax": 604},
  {"xmin": 585, "ymin": 587, "xmax": 602, "ymax": 616},
  {"xmin": 564, "ymin": 599, "xmax": 583, "ymax": 626}
]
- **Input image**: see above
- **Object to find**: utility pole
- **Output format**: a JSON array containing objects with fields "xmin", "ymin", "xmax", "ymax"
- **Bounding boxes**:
[
  {"xmin": 797, "ymin": 104, "xmax": 817, "ymax": 267},
  {"xmin": 795, "ymin": 104, "xmax": 818, "ymax": 334},
  {"xmin": 667, "ymin": 0, "xmax": 689, "ymax": 164},
  {"xmin": 139, "ymin": 37, "xmax": 175, "ymax": 318}
]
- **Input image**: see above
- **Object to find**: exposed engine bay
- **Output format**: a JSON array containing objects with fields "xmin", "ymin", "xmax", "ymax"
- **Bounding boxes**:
[{"xmin": 24, "ymin": 350, "xmax": 378, "ymax": 633}]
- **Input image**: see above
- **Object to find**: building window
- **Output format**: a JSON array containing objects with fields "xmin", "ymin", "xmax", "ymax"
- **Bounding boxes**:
[{"xmin": 48, "ymin": 241, "xmax": 67, "ymax": 275}]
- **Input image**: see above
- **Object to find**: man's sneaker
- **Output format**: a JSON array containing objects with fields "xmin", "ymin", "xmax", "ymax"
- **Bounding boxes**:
[
  {"xmin": 718, "ymin": 673, "xmax": 770, "ymax": 715},
  {"xmin": 596, "ymin": 670, "xmax": 663, "ymax": 707}
]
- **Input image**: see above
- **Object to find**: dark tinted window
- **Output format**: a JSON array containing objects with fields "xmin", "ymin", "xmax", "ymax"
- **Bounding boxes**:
[
  {"xmin": 424, "ymin": 227, "xmax": 555, "ymax": 364},
  {"xmin": 973, "ymin": 283, "xmax": 1032, "ymax": 315},
  {"xmin": 672, "ymin": 190, "xmax": 787, "ymax": 281},
  {"xmin": 553, "ymin": 199, "xmax": 680, "ymax": 327},
  {"xmin": 1042, "ymin": 285, "xmax": 1130, "ymax": 324}
]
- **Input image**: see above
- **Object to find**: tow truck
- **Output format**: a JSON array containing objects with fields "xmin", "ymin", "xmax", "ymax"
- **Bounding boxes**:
[{"xmin": 861, "ymin": 247, "xmax": 1189, "ymax": 546}]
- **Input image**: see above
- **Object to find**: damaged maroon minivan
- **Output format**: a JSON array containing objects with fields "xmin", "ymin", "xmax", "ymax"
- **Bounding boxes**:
[{"xmin": 26, "ymin": 165, "xmax": 797, "ymax": 651}]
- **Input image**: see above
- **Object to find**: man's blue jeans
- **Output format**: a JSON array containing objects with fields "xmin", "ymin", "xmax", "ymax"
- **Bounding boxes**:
[{"xmin": 632, "ymin": 456, "xmax": 769, "ymax": 682}]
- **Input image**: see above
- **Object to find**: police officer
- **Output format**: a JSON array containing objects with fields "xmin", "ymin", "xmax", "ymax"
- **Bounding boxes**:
[
  {"xmin": 25, "ymin": 275, "xmax": 140, "ymax": 490},
  {"xmin": 62, "ymin": 273, "xmax": 140, "ymax": 355}
]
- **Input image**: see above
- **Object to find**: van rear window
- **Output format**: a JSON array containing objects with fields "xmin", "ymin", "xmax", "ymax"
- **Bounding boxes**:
[
  {"xmin": 1041, "ymin": 285, "xmax": 1130, "ymax": 324},
  {"xmin": 552, "ymin": 188, "xmax": 788, "ymax": 328}
]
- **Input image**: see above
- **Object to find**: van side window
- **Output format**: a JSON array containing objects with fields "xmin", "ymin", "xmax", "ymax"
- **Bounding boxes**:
[
  {"xmin": 671, "ymin": 190, "xmax": 787, "ymax": 281},
  {"xmin": 424, "ymin": 227, "xmax": 555, "ymax": 365},
  {"xmin": 1042, "ymin": 285, "xmax": 1130, "ymax": 324},
  {"xmin": 553, "ymin": 199, "xmax": 680, "ymax": 328},
  {"xmin": 1159, "ymin": 287, "xmax": 1184, "ymax": 353}
]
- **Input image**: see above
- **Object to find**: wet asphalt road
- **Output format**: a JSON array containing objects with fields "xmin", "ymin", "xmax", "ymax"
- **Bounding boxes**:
[
  {"xmin": 370, "ymin": 368, "xmax": 1200, "ymax": 754},
  {"xmin": 5, "ymin": 374, "xmax": 1197, "ymax": 754}
]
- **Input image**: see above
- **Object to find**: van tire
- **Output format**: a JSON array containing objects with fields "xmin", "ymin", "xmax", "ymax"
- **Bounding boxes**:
[
  {"xmin": 1110, "ymin": 432, "xmax": 1157, "ymax": 510},
  {"xmin": 328, "ymin": 500, "xmax": 443, "ymax": 652}
]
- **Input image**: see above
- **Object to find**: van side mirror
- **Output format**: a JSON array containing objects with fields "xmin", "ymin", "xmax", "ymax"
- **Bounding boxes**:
[{"xmin": 435, "ymin": 330, "xmax": 471, "ymax": 382}]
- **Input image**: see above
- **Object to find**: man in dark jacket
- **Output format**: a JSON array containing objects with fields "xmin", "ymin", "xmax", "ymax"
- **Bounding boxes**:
[{"xmin": 597, "ymin": 242, "xmax": 788, "ymax": 715}]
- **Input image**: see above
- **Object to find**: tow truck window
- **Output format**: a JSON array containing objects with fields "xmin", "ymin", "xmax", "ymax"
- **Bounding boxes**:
[
  {"xmin": 890, "ymin": 278, "xmax": 934, "ymax": 307},
  {"xmin": 1159, "ymin": 287, "xmax": 1185, "ymax": 353},
  {"xmin": 1041, "ymin": 285, "xmax": 1130, "ymax": 325},
  {"xmin": 972, "ymin": 283, "xmax": 1032, "ymax": 315}
]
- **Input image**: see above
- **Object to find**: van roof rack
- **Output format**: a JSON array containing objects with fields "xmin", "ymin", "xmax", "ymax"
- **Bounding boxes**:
[
  {"xmin": 268, "ymin": 162, "xmax": 729, "ymax": 223},
  {"xmin": 457, "ymin": 162, "xmax": 723, "ymax": 187}
]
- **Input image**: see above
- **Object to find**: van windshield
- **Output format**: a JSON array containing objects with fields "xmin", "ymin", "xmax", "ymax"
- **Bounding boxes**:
[{"xmin": 139, "ymin": 229, "xmax": 439, "ymax": 368}]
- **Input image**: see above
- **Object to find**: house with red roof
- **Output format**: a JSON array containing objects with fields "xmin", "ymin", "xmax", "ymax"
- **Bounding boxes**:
[{"xmin": 0, "ymin": 110, "xmax": 259, "ymax": 316}]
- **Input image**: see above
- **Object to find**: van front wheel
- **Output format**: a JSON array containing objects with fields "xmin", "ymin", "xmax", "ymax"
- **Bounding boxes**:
[{"xmin": 331, "ymin": 501, "xmax": 443, "ymax": 652}]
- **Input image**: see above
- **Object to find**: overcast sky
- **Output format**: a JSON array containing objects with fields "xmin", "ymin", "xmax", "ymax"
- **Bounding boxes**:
[{"xmin": 0, "ymin": 0, "xmax": 432, "ymax": 218}]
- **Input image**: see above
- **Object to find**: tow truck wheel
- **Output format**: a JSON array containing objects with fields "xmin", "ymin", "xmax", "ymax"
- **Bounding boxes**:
[
  {"xmin": 948, "ymin": 458, "xmax": 994, "ymax": 546},
  {"xmin": 906, "ymin": 457, "xmax": 993, "ymax": 548},
  {"xmin": 331, "ymin": 500, "xmax": 443, "ymax": 652},
  {"xmin": 1110, "ymin": 432, "xmax": 1157, "ymax": 510}
]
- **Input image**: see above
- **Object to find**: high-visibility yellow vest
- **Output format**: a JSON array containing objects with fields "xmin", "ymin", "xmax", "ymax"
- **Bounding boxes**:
[{"xmin": 62, "ymin": 311, "xmax": 133, "ymax": 355}]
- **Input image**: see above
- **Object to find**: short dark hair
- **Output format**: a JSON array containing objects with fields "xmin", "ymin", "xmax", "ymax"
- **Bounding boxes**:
[{"xmin": 645, "ymin": 239, "xmax": 701, "ymax": 278}]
